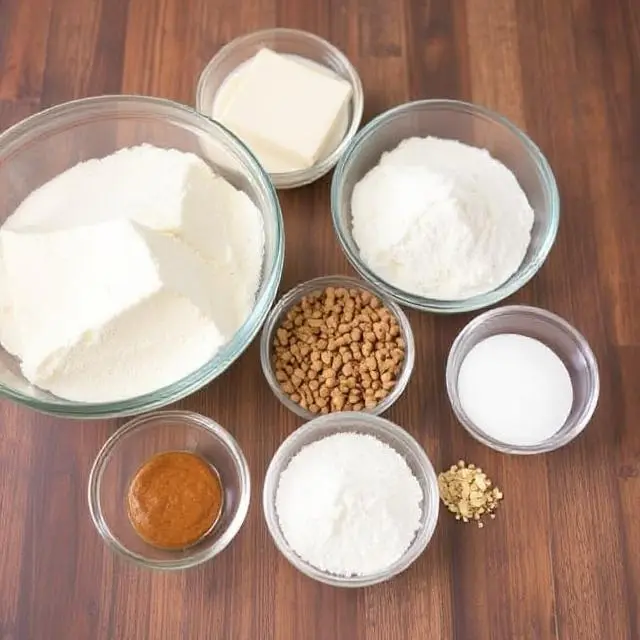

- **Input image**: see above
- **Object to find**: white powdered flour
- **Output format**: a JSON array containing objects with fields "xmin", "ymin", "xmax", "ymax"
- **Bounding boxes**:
[
  {"xmin": 351, "ymin": 137, "xmax": 534, "ymax": 300},
  {"xmin": 275, "ymin": 432, "xmax": 423, "ymax": 577}
]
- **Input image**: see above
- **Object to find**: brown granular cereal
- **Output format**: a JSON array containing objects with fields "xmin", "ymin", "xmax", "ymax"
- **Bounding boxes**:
[{"xmin": 272, "ymin": 286, "xmax": 405, "ymax": 414}]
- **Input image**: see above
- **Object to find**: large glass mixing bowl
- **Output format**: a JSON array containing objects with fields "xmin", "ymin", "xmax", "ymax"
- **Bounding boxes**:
[{"xmin": 0, "ymin": 95, "xmax": 284, "ymax": 418}]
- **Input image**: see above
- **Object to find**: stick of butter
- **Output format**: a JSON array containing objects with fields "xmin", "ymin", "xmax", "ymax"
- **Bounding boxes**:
[{"xmin": 217, "ymin": 48, "xmax": 353, "ymax": 172}]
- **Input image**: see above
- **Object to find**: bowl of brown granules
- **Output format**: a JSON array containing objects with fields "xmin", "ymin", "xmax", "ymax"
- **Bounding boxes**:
[{"xmin": 260, "ymin": 275, "xmax": 415, "ymax": 419}]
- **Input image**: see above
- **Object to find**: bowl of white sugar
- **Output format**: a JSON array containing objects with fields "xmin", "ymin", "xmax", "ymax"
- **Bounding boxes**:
[
  {"xmin": 0, "ymin": 95, "xmax": 284, "ymax": 418},
  {"xmin": 263, "ymin": 412, "xmax": 440, "ymax": 587},
  {"xmin": 196, "ymin": 28, "xmax": 364, "ymax": 189},
  {"xmin": 331, "ymin": 100, "xmax": 559, "ymax": 313},
  {"xmin": 446, "ymin": 305, "xmax": 600, "ymax": 454}
]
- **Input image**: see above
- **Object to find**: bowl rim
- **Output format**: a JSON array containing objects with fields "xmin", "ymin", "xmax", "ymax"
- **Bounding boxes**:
[
  {"xmin": 87, "ymin": 409, "xmax": 251, "ymax": 570},
  {"xmin": 330, "ymin": 98, "xmax": 560, "ymax": 313},
  {"xmin": 0, "ymin": 94, "xmax": 284, "ymax": 418},
  {"xmin": 262, "ymin": 411, "xmax": 440, "ymax": 587},
  {"xmin": 259, "ymin": 274, "xmax": 415, "ymax": 420},
  {"xmin": 445, "ymin": 304, "xmax": 600, "ymax": 454},
  {"xmin": 195, "ymin": 27, "xmax": 365, "ymax": 189}
]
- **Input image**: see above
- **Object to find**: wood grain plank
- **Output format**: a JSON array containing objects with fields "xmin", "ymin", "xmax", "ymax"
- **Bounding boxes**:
[
  {"xmin": 0, "ymin": 0, "xmax": 639, "ymax": 638},
  {"xmin": 566, "ymin": 0, "xmax": 640, "ymax": 347},
  {"xmin": 616, "ymin": 346, "xmax": 640, "ymax": 639},
  {"xmin": 122, "ymin": 0, "xmax": 270, "ymax": 103},
  {"xmin": 358, "ymin": 0, "xmax": 403, "ymax": 58},
  {"xmin": 0, "ymin": 99, "xmax": 40, "ymax": 132},
  {"xmin": 146, "ymin": 574, "xmax": 186, "ymax": 639},
  {"xmin": 0, "ymin": 403, "xmax": 33, "ymax": 638},
  {"xmin": 465, "ymin": 0, "xmax": 525, "ymax": 126},
  {"xmin": 405, "ymin": 0, "xmax": 469, "ymax": 101},
  {"xmin": 41, "ymin": 0, "xmax": 129, "ymax": 104},
  {"xmin": 516, "ymin": 2, "xmax": 634, "ymax": 638},
  {"xmin": 107, "ymin": 564, "xmax": 153, "ymax": 638},
  {"xmin": 12, "ymin": 419, "xmax": 109, "ymax": 639},
  {"xmin": 0, "ymin": 0, "xmax": 51, "ymax": 100},
  {"xmin": 306, "ymin": 0, "xmax": 409, "ymax": 123}
]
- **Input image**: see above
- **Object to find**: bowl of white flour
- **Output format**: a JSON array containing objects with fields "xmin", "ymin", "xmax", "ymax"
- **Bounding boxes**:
[
  {"xmin": 331, "ymin": 99, "xmax": 559, "ymax": 313},
  {"xmin": 0, "ymin": 95, "xmax": 284, "ymax": 417},
  {"xmin": 263, "ymin": 412, "xmax": 440, "ymax": 587}
]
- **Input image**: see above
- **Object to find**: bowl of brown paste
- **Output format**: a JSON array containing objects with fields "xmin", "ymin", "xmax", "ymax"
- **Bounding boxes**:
[{"xmin": 88, "ymin": 410, "xmax": 250, "ymax": 570}]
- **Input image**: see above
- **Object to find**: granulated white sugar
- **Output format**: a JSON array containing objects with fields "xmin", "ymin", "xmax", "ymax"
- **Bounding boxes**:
[{"xmin": 457, "ymin": 333, "xmax": 574, "ymax": 446}]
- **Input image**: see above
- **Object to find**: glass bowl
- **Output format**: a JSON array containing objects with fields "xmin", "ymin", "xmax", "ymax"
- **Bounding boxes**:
[
  {"xmin": 263, "ymin": 412, "xmax": 440, "ymax": 587},
  {"xmin": 331, "ymin": 99, "xmax": 559, "ymax": 313},
  {"xmin": 87, "ymin": 410, "xmax": 250, "ymax": 570},
  {"xmin": 196, "ymin": 28, "xmax": 364, "ymax": 189},
  {"xmin": 0, "ymin": 95, "xmax": 284, "ymax": 418},
  {"xmin": 446, "ymin": 305, "xmax": 600, "ymax": 454},
  {"xmin": 259, "ymin": 275, "xmax": 415, "ymax": 420}
]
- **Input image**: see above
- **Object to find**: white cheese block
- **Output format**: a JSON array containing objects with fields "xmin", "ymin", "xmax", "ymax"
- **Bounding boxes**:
[
  {"xmin": 217, "ymin": 48, "xmax": 353, "ymax": 171},
  {"xmin": 4, "ymin": 145, "xmax": 234, "ymax": 265},
  {"xmin": 0, "ymin": 144, "xmax": 265, "ymax": 403},
  {"xmin": 0, "ymin": 219, "xmax": 228, "ymax": 402},
  {"xmin": 1, "ymin": 144, "xmax": 265, "ymax": 348}
]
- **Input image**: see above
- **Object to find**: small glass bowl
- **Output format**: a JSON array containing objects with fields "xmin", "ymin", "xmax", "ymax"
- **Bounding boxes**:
[
  {"xmin": 88, "ymin": 410, "xmax": 250, "ymax": 570},
  {"xmin": 196, "ymin": 28, "xmax": 364, "ymax": 189},
  {"xmin": 331, "ymin": 99, "xmax": 559, "ymax": 313},
  {"xmin": 259, "ymin": 275, "xmax": 415, "ymax": 420},
  {"xmin": 446, "ymin": 305, "xmax": 600, "ymax": 454},
  {"xmin": 263, "ymin": 412, "xmax": 440, "ymax": 587}
]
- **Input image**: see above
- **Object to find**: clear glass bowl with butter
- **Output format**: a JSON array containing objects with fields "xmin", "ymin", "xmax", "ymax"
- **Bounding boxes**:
[
  {"xmin": 0, "ymin": 95, "xmax": 284, "ymax": 418},
  {"xmin": 196, "ymin": 28, "xmax": 364, "ymax": 189},
  {"xmin": 331, "ymin": 99, "xmax": 560, "ymax": 313}
]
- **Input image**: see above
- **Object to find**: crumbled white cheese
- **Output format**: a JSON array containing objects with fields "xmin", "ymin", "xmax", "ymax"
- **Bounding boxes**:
[{"xmin": 0, "ymin": 145, "xmax": 265, "ymax": 402}]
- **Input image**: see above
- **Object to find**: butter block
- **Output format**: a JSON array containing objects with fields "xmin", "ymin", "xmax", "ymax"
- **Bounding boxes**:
[{"xmin": 218, "ymin": 48, "xmax": 353, "ymax": 171}]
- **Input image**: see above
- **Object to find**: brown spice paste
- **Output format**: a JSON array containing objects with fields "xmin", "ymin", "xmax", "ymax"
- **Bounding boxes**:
[{"xmin": 127, "ymin": 451, "xmax": 223, "ymax": 549}]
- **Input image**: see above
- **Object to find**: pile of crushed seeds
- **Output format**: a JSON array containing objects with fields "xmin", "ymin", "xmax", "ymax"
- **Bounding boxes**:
[{"xmin": 438, "ymin": 460, "xmax": 503, "ymax": 528}]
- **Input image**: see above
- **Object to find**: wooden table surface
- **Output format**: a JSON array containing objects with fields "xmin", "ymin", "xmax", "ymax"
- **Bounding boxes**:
[{"xmin": 1, "ymin": 0, "xmax": 639, "ymax": 638}]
